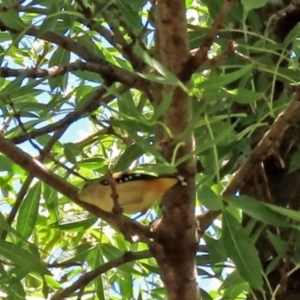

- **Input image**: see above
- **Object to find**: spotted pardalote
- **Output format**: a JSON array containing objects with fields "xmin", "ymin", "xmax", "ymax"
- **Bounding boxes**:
[{"xmin": 78, "ymin": 173, "xmax": 188, "ymax": 214}]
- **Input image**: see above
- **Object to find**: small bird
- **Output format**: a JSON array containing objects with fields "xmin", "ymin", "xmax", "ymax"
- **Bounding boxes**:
[{"xmin": 78, "ymin": 173, "xmax": 187, "ymax": 214}]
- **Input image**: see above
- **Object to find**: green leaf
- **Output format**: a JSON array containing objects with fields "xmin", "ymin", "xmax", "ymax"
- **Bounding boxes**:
[
  {"xmin": 16, "ymin": 182, "xmax": 41, "ymax": 239},
  {"xmin": 135, "ymin": 163, "xmax": 177, "ymax": 175},
  {"xmin": 176, "ymin": 120, "xmax": 236, "ymax": 166},
  {"xmin": 61, "ymin": 7, "xmax": 76, "ymax": 30},
  {"xmin": 63, "ymin": 143, "xmax": 81, "ymax": 164},
  {"xmin": 188, "ymin": 28, "xmax": 208, "ymax": 49},
  {"xmin": 52, "ymin": 212, "xmax": 97, "ymax": 230},
  {"xmin": 266, "ymin": 204, "xmax": 300, "ymax": 223},
  {"xmin": 135, "ymin": 46, "xmax": 188, "ymax": 91},
  {"xmin": 110, "ymin": 119, "xmax": 152, "ymax": 133},
  {"xmin": 54, "ymin": 243, "xmax": 97, "ymax": 264},
  {"xmin": 116, "ymin": 0, "xmax": 142, "ymax": 32},
  {"xmin": 185, "ymin": 0, "xmax": 193, "ymax": 8},
  {"xmin": 199, "ymin": 64, "xmax": 254, "ymax": 90},
  {"xmin": 0, "ymin": 76, "xmax": 25, "ymax": 99},
  {"xmin": 117, "ymin": 92, "xmax": 141, "ymax": 118},
  {"xmin": 0, "ymin": 155, "xmax": 26, "ymax": 175},
  {"xmin": 265, "ymin": 256, "xmax": 281, "ymax": 275},
  {"xmin": 0, "ymin": 45, "xmax": 5, "ymax": 66},
  {"xmin": 43, "ymin": 183, "xmax": 59, "ymax": 222},
  {"xmin": 75, "ymin": 34, "xmax": 105, "ymax": 59},
  {"xmin": 225, "ymin": 195, "xmax": 289, "ymax": 227},
  {"xmin": 200, "ymin": 0, "xmax": 223, "ymax": 18},
  {"xmin": 267, "ymin": 231, "xmax": 287, "ymax": 257},
  {"xmin": 289, "ymin": 150, "xmax": 300, "ymax": 173},
  {"xmin": 37, "ymin": 15, "xmax": 61, "ymax": 36},
  {"xmin": 220, "ymin": 269, "xmax": 248, "ymax": 290},
  {"xmin": 0, "ymin": 212, "xmax": 27, "ymax": 241},
  {"xmin": 284, "ymin": 23, "xmax": 300, "ymax": 46},
  {"xmin": 5, "ymin": 281, "xmax": 26, "ymax": 300},
  {"xmin": 197, "ymin": 185, "xmax": 223, "ymax": 210},
  {"xmin": 43, "ymin": 275, "xmax": 62, "ymax": 290},
  {"xmin": 223, "ymin": 209, "xmax": 263, "ymax": 291},
  {"xmin": 77, "ymin": 157, "xmax": 107, "ymax": 170},
  {"xmin": 226, "ymin": 88, "xmax": 264, "ymax": 104},
  {"xmin": 114, "ymin": 144, "xmax": 145, "ymax": 172},
  {"xmin": 204, "ymin": 235, "xmax": 227, "ymax": 263},
  {"xmin": 221, "ymin": 270, "xmax": 249, "ymax": 299},
  {"xmin": 0, "ymin": 241, "xmax": 50, "ymax": 275},
  {"xmin": 0, "ymin": 77, "xmax": 44, "ymax": 100},
  {"xmin": 200, "ymin": 289, "xmax": 214, "ymax": 300},
  {"xmin": 48, "ymin": 47, "xmax": 70, "ymax": 90},
  {"xmin": 241, "ymin": 0, "xmax": 268, "ymax": 10},
  {"xmin": 35, "ymin": 134, "xmax": 63, "ymax": 153},
  {"xmin": 0, "ymin": 10, "xmax": 26, "ymax": 30}
]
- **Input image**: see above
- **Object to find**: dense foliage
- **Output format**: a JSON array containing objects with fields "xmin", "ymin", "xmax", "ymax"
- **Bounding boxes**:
[{"xmin": 1, "ymin": 0, "xmax": 300, "ymax": 299}]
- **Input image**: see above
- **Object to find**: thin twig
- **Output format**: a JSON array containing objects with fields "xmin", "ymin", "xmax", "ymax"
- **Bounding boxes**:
[
  {"xmin": 10, "ymin": 85, "xmax": 129, "ymax": 144},
  {"xmin": 7, "ymin": 97, "xmax": 41, "ymax": 152},
  {"xmin": 0, "ymin": 135, "xmax": 152, "ymax": 243},
  {"xmin": 0, "ymin": 61, "xmax": 149, "ymax": 91},
  {"xmin": 180, "ymin": 0, "xmax": 236, "ymax": 81},
  {"xmin": 18, "ymin": 2, "xmax": 147, "ymax": 71},
  {"xmin": 0, "ymin": 117, "xmax": 11, "ymax": 134},
  {"xmin": 50, "ymin": 250, "xmax": 152, "ymax": 300},
  {"xmin": 106, "ymin": 171, "xmax": 122, "ymax": 214}
]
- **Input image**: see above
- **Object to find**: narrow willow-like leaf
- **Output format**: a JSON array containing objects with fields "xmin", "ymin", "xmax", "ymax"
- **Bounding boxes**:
[
  {"xmin": 52, "ymin": 212, "xmax": 97, "ymax": 231},
  {"xmin": 16, "ymin": 182, "xmax": 41, "ymax": 239},
  {"xmin": 0, "ymin": 212, "xmax": 26, "ymax": 241},
  {"xmin": 0, "ymin": 241, "xmax": 50, "ymax": 275},
  {"xmin": 223, "ymin": 209, "xmax": 263, "ymax": 291},
  {"xmin": 199, "ymin": 64, "xmax": 253, "ymax": 89},
  {"xmin": 114, "ymin": 144, "xmax": 145, "ymax": 172},
  {"xmin": 198, "ymin": 185, "xmax": 223, "ymax": 211},
  {"xmin": 266, "ymin": 204, "xmax": 300, "ymax": 223},
  {"xmin": 241, "ymin": 0, "xmax": 268, "ymax": 10},
  {"xmin": 225, "ymin": 195, "xmax": 289, "ymax": 227}
]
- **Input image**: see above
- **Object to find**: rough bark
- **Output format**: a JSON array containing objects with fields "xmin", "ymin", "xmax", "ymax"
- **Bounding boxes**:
[{"xmin": 150, "ymin": 0, "xmax": 199, "ymax": 299}]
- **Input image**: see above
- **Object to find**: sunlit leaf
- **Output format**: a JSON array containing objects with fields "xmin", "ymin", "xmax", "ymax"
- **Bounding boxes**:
[
  {"xmin": 0, "ymin": 155, "xmax": 26, "ymax": 174},
  {"xmin": 16, "ymin": 182, "xmax": 41, "ymax": 239},
  {"xmin": 0, "ymin": 10, "xmax": 26, "ymax": 30},
  {"xmin": 198, "ymin": 185, "xmax": 223, "ymax": 210}
]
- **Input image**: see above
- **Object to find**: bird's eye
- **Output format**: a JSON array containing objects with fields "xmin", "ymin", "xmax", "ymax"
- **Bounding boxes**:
[{"xmin": 99, "ymin": 179, "xmax": 109, "ymax": 185}]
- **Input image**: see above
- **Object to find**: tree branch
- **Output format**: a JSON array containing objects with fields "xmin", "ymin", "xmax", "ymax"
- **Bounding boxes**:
[
  {"xmin": 51, "ymin": 250, "xmax": 152, "ymax": 300},
  {"xmin": 197, "ymin": 85, "xmax": 300, "ymax": 234},
  {"xmin": 180, "ymin": 0, "xmax": 236, "ymax": 81},
  {"xmin": 16, "ymin": 2, "xmax": 148, "ymax": 72},
  {"xmin": 152, "ymin": 0, "xmax": 199, "ymax": 299},
  {"xmin": 0, "ymin": 61, "xmax": 149, "ymax": 91},
  {"xmin": 0, "ymin": 126, "xmax": 69, "ymax": 240},
  {"xmin": 0, "ymin": 19, "xmax": 149, "ymax": 90},
  {"xmin": 10, "ymin": 85, "xmax": 128, "ymax": 144},
  {"xmin": 0, "ymin": 135, "xmax": 152, "ymax": 243}
]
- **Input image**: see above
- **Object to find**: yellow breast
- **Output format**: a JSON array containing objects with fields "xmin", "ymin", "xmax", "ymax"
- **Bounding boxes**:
[{"xmin": 78, "ymin": 177, "xmax": 179, "ymax": 214}]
